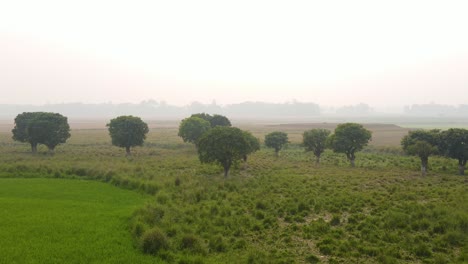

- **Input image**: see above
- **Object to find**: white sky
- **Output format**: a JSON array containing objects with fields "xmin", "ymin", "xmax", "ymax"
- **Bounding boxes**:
[{"xmin": 0, "ymin": 0, "xmax": 467, "ymax": 107}]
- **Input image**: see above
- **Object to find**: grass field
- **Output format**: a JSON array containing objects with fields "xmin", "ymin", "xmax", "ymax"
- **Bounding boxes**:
[
  {"xmin": 0, "ymin": 178, "xmax": 155, "ymax": 264},
  {"xmin": 0, "ymin": 120, "xmax": 467, "ymax": 263}
]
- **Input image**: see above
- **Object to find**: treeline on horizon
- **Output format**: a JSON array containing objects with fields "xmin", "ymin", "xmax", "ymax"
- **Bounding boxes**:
[{"xmin": 2, "ymin": 101, "xmax": 468, "ymax": 119}]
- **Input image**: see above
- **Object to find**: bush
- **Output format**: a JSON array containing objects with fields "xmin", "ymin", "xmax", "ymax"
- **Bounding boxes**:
[
  {"xmin": 413, "ymin": 243, "xmax": 432, "ymax": 258},
  {"xmin": 209, "ymin": 235, "xmax": 227, "ymax": 252},
  {"xmin": 141, "ymin": 228, "xmax": 169, "ymax": 255},
  {"xmin": 305, "ymin": 254, "xmax": 320, "ymax": 263},
  {"xmin": 132, "ymin": 221, "xmax": 146, "ymax": 237},
  {"xmin": 175, "ymin": 177, "xmax": 181, "ymax": 186},
  {"xmin": 180, "ymin": 234, "xmax": 205, "ymax": 254},
  {"xmin": 330, "ymin": 215, "xmax": 341, "ymax": 226}
]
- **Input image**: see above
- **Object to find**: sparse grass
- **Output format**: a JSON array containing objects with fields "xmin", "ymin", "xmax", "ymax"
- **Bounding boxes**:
[{"xmin": 0, "ymin": 124, "xmax": 467, "ymax": 263}]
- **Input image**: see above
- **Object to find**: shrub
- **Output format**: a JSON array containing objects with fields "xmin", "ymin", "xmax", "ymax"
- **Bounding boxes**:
[
  {"xmin": 132, "ymin": 221, "xmax": 146, "ymax": 237},
  {"xmin": 330, "ymin": 215, "xmax": 341, "ymax": 226},
  {"xmin": 180, "ymin": 234, "xmax": 205, "ymax": 254},
  {"xmin": 318, "ymin": 244, "xmax": 333, "ymax": 255},
  {"xmin": 175, "ymin": 177, "xmax": 181, "ymax": 186},
  {"xmin": 413, "ymin": 243, "xmax": 432, "ymax": 258},
  {"xmin": 305, "ymin": 254, "xmax": 320, "ymax": 263},
  {"xmin": 205, "ymin": 236, "xmax": 225, "ymax": 253},
  {"xmin": 141, "ymin": 228, "xmax": 169, "ymax": 255}
]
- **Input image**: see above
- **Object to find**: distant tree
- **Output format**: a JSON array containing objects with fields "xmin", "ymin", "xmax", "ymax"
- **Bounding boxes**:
[
  {"xmin": 12, "ymin": 112, "xmax": 70, "ymax": 153},
  {"xmin": 197, "ymin": 126, "xmax": 249, "ymax": 177},
  {"xmin": 264, "ymin": 132, "xmax": 289, "ymax": 157},
  {"xmin": 328, "ymin": 123, "xmax": 372, "ymax": 167},
  {"xmin": 107, "ymin": 115, "xmax": 149, "ymax": 156},
  {"xmin": 242, "ymin": 131, "xmax": 260, "ymax": 162},
  {"xmin": 29, "ymin": 113, "xmax": 71, "ymax": 152},
  {"xmin": 210, "ymin": 114, "xmax": 232, "ymax": 127},
  {"xmin": 190, "ymin": 113, "xmax": 231, "ymax": 128},
  {"xmin": 12, "ymin": 112, "xmax": 40, "ymax": 153},
  {"xmin": 440, "ymin": 128, "xmax": 468, "ymax": 175},
  {"xmin": 401, "ymin": 129, "xmax": 440, "ymax": 176},
  {"xmin": 178, "ymin": 117, "xmax": 211, "ymax": 146},
  {"xmin": 303, "ymin": 129, "xmax": 331, "ymax": 164},
  {"xmin": 190, "ymin": 113, "xmax": 212, "ymax": 122}
]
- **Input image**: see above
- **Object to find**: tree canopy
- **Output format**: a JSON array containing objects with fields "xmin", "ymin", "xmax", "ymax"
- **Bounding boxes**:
[
  {"xmin": 440, "ymin": 128, "xmax": 468, "ymax": 175},
  {"xmin": 178, "ymin": 117, "xmax": 211, "ymax": 145},
  {"xmin": 401, "ymin": 129, "xmax": 440, "ymax": 176},
  {"xmin": 264, "ymin": 131, "xmax": 288, "ymax": 157},
  {"xmin": 210, "ymin": 114, "xmax": 232, "ymax": 127},
  {"xmin": 303, "ymin": 129, "xmax": 330, "ymax": 164},
  {"xmin": 328, "ymin": 123, "xmax": 371, "ymax": 167},
  {"xmin": 12, "ymin": 112, "xmax": 71, "ymax": 153},
  {"xmin": 401, "ymin": 129, "xmax": 440, "ymax": 150},
  {"xmin": 190, "ymin": 113, "xmax": 231, "ymax": 128},
  {"xmin": 242, "ymin": 131, "xmax": 260, "ymax": 162},
  {"xmin": 197, "ymin": 126, "xmax": 250, "ymax": 177},
  {"xmin": 107, "ymin": 115, "xmax": 149, "ymax": 155},
  {"xmin": 190, "ymin": 113, "xmax": 213, "ymax": 123}
]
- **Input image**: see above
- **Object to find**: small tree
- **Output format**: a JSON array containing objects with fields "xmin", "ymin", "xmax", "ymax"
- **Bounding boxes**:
[
  {"xmin": 328, "ymin": 123, "xmax": 371, "ymax": 167},
  {"xmin": 264, "ymin": 131, "xmax": 288, "ymax": 157},
  {"xmin": 12, "ymin": 112, "xmax": 70, "ymax": 153},
  {"xmin": 303, "ymin": 129, "xmax": 330, "ymax": 165},
  {"xmin": 401, "ymin": 130, "xmax": 440, "ymax": 176},
  {"xmin": 242, "ymin": 131, "xmax": 260, "ymax": 162},
  {"xmin": 12, "ymin": 112, "xmax": 41, "ymax": 153},
  {"xmin": 210, "ymin": 114, "xmax": 231, "ymax": 127},
  {"xmin": 440, "ymin": 128, "xmax": 468, "ymax": 175},
  {"xmin": 197, "ymin": 127, "xmax": 249, "ymax": 178},
  {"xmin": 178, "ymin": 117, "xmax": 211, "ymax": 146},
  {"xmin": 107, "ymin": 115, "xmax": 149, "ymax": 156}
]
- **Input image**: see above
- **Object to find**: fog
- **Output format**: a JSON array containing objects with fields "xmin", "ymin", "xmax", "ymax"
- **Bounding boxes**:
[{"xmin": 1, "ymin": 0, "xmax": 467, "ymax": 108}]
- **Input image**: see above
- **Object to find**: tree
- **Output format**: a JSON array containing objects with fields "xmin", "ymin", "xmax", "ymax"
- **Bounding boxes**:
[
  {"xmin": 264, "ymin": 132, "xmax": 288, "ymax": 157},
  {"xmin": 12, "ymin": 112, "xmax": 70, "ymax": 153},
  {"xmin": 190, "ymin": 113, "xmax": 212, "ymax": 122},
  {"xmin": 401, "ymin": 129, "xmax": 440, "ymax": 176},
  {"xmin": 197, "ymin": 126, "xmax": 249, "ymax": 178},
  {"xmin": 191, "ymin": 113, "xmax": 231, "ymax": 128},
  {"xmin": 328, "ymin": 123, "xmax": 372, "ymax": 167},
  {"xmin": 303, "ymin": 129, "xmax": 331, "ymax": 164},
  {"xmin": 242, "ymin": 131, "xmax": 260, "ymax": 162},
  {"xmin": 178, "ymin": 117, "xmax": 211, "ymax": 146},
  {"xmin": 210, "ymin": 114, "xmax": 232, "ymax": 127},
  {"xmin": 12, "ymin": 112, "xmax": 40, "ymax": 152},
  {"xmin": 107, "ymin": 115, "xmax": 149, "ymax": 156},
  {"xmin": 440, "ymin": 128, "xmax": 468, "ymax": 175}
]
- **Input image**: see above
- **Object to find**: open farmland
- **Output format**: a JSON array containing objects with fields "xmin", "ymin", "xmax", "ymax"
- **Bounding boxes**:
[
  {"xmin": 0, "ymin": 178, "xmax": 154, "ymax": 264},
  {"xmin": 0, "ymin": 120, "xmax": 467, "ymax": 263}
]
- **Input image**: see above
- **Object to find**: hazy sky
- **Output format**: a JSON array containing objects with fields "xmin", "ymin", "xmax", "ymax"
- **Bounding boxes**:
[{"xmin": 1, "ymin": 0, "xmax": 467, "ymax": 107}]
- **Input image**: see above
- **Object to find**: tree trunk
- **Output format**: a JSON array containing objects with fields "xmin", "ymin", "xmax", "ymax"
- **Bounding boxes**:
[
  {"xmin": 31, "ymin": 143, "xmax": 37, "ymax": 153},
  {"xmin": 48, "ymin": 146, "xmax": 55, "ymax": 155},
  {"xmin": 421, "ymin": 157, "xmax": 428, "ymax": 177},
  {"xmin": 459, "ymin": 164, "xmax": 465, "ymax": 176},
  {"xmin": 223, "ymin": 160, "xmax": 232, "ymax": 178},
  {"xmin": 315, "ymin": 155, "xmax": 320, "ymax": 165},
  {"xmin": 125, "ymin": 146, "xmax": 131, "ymax": 156},
  {"xmin": 421, "ymin": 165, "xmax": 427, "ymax": 177},
  {"xmin": 347, "ymin": 152, "xmax": 355, "ymax": 167},
  {"xmin": 275, "ymin": 149, "xmax": 279, "ymax": 158}
]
